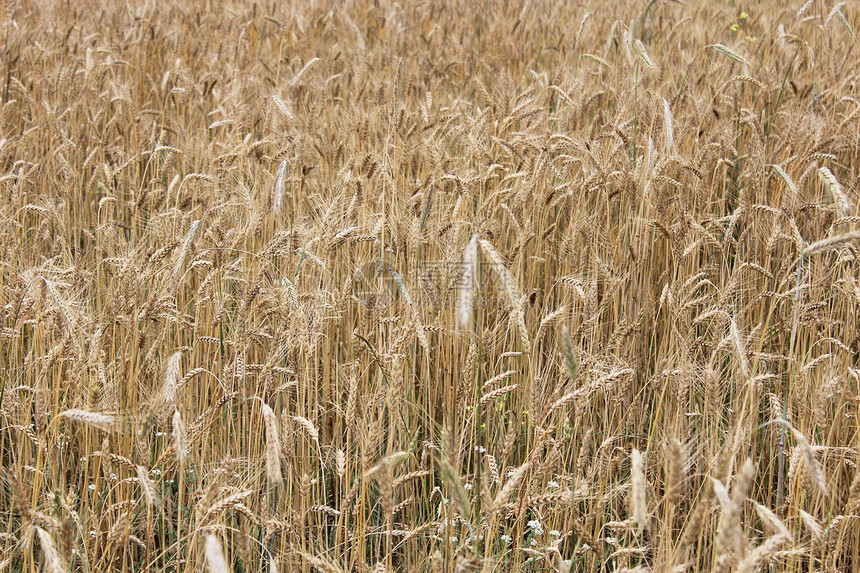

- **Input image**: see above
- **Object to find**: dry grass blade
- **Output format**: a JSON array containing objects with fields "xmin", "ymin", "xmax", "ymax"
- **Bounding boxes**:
[{"xmin": 4, "ymin": 2, "xmax": 860, "ymax": 571}]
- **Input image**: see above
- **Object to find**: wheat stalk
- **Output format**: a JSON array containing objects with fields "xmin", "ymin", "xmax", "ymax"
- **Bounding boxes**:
[{"xmin": 4, "ymin": 3, "xmax": 860, "ymax": 571}]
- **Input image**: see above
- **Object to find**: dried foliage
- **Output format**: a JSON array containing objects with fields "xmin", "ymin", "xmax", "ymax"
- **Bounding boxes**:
[{"xmin": 1, "ymin": 1, "xmax": 859, "ymax": 571}]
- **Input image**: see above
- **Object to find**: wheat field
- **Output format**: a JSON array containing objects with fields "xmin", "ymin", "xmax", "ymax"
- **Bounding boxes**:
[{"xmin": 1, "ymin": 0, "xmax": 860, "ymax": 571}]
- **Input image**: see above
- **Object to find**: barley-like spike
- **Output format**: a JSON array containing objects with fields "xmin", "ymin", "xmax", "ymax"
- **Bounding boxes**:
[
  {"xmin": 172, "ymin": 409, "xmax": 187, "ymax": 468},
  {"xmin": 481, "ymin": 370, "xmax": 517, "ymax": 393},
  {"xmin": 802, "ymin": 231, "xmax": 860, "ymax": 256},
  {"xmin": 491, "ymin": 461, "xmax": 530, "ymax": 512},
  {"xmin": 771, "ymin": 164, "xmax": 798, "ymax": 201},
  {"xmin": 161, "ymin": 351, "xmax": 182, "ymax": 411},
  {"xmin": 205, "ymin": 534, "xmax": 229, "ymax": 573},
  {"xmin": 261, "ymin": 402, "xmax": 282, "ymax": 485},
  {"xmin": 818, "ymin": 167, "xmax": 850, "ymax": 216},
  {"xmin": 298, "ymin": 551, "xmax": 345, "ymax": 573},
  {"xmin": 173, "ymin": 220, "xmax": 201, "ymax": 280},
  {"xmin": 36, "ymin": 527, "xmax": 66, "ymax": 573},
  {"xmin": 666, "ymin": 438, "xmax": 684, "ymax": 507},
  {"xmin": 729, "ymin": 318, "xmax": 750, "ymax": 380},
  {"xmin": 790, "ymin": 427, "xmax": 827, "ymax": 496},
  {"xmin": 662, "ymin": 98, "xmax": 674, "ymax": 152},
  {"xmin": 274, "ymin": 160, "xmax": 287, "ymax": 213},
  {"xmin": 136, "ymin": 465, "xmax": 159, "ymax": 507},
  {"xmin": 630, "ymin": 450, "xmax": 647, "ymax": 531},
  {"xmin": 711, "ymin": 43, "xmax": 749, "ymax": 65},
  {"xmin": 480, "ymin": 384, "xmax": 518, "ymax": 406},
  {"xmin": 799, "ymin": 509, "xmax": 823, "ymax": 540},
  {"xmin": 59, "ymin": 409, "xmax": 116, "ymax": 431},
  {"xmin": 753, "ymin": 502, "xmax": 790, "ymax": 538},
  {"xmin": 560, "ymin": 326, "xmax": 578, "ymax": 382},
  {"xmin": 458, "ymin": 233, "xmax": 479, "ymax": 331}
]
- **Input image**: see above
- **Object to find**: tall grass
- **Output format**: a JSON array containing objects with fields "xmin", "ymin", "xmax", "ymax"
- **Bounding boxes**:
[{"xmin": 1, "ymin": 0, "xmax": 859, "ymax": 571}]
